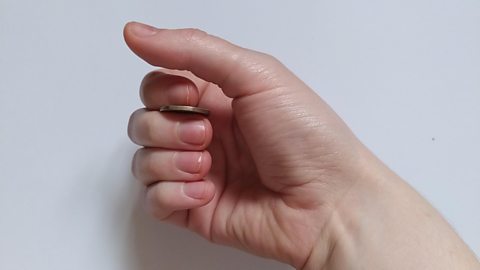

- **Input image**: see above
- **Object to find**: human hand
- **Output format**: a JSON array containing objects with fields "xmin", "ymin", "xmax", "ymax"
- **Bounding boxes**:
[{"xmin": 124, "ymin": 22, "xmax": 480, "ymax": 269}]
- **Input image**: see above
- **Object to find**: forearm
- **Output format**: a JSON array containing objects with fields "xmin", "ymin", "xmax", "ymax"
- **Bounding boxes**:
[{"xmin": 303, "ymin": 152, "xmax": 480, "ymax": 270}]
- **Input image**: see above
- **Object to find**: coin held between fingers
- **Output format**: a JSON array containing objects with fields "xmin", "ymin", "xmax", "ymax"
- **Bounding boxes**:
[{"xmin": 159, "ymin": 105, "xmax": 210, "ymax": 116}]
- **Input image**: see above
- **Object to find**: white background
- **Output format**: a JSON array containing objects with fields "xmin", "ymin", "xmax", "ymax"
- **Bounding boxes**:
[{"xmin": 0, "ymin": 1, "xmax": 479, "ymax": 269}]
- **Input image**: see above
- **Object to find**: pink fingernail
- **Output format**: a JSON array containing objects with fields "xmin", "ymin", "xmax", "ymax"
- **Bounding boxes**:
[
  {"xmin": 177, "ymin": 120, "xmax": 206, "ymax": 145},
  {"xmin": 128, "ymin": 21, "xmax": 157, "ymax": 37},
  {"xmin": 183, "ymin": 181, "xmax": 206, "ymax": 199},
  {"xmin": 175, "ymin": 152, "xmax": 202, "ymax": 174}
]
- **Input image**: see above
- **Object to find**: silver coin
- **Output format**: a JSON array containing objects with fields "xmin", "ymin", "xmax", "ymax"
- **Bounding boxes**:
[{"xmin": 159, "ymin": 105, "xmax": 210, "ymax": 116}]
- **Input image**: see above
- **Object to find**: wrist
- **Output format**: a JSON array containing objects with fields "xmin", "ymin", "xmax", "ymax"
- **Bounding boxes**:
[
  {"xmin": 302, "ymin": 151, "xmax": 480, "ymax": 270},
  {"xmin": 298, "ymin": 151, "xmax": 391, "ymax": 269}
]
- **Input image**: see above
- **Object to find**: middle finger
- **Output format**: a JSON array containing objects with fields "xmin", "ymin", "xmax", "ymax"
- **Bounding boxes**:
[{"xmin": 128, "ymin": 108, "xmax": 212, "ymax": 150}]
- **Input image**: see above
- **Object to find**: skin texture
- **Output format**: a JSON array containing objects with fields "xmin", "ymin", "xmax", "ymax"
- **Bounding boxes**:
[{"xmin": 124, "ymin": 22, "xmax": 480, "ymax": 269}]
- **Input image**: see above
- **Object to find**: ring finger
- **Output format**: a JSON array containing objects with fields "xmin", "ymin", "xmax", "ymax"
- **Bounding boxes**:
[{"xmin": 132, "ymin": 148, "xmax": 212, "ymax": 186}]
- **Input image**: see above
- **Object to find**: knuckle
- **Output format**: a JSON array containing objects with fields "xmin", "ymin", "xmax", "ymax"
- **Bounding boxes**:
[
  {"xmin": 131, "ymin": 149, "xmax": 142, "ymax": 177},
  {"xmin": 133, "ymin": 148, "xmax": 155, "ymax": 180},
  {"xmin": 146, "ymin": 188, "xmax": 169, "ymax": 220},
  {"xmin": 181, "ymin": 28, "xmax": 208, "ymax": 43},
  {"xmin": 127, "ymin": 116, "xmax": 135, "ymax": 142},
  {"xmin": 127, "ymin": 108, "xmax": 145, "ymax": 143},
  {"xmin": 139, "ymin": 72, "xmax": 161, "ymax": 103},
  {"xmin": 149, "ymin": 185, "xmax": 171, "ymax": 210},
  {"xmin": 142, "ymin": 70, "xmax": 165, "ymax": 83}
]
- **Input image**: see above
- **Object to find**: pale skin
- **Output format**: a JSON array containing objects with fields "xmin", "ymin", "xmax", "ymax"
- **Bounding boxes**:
[{"xmin": 124, "ymin": 22, "xmax": 480, "ymax": 269}]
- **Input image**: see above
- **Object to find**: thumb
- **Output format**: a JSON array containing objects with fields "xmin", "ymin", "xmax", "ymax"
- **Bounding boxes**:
[{"xmin": 123, "ymin": 21, "xmax": 301, "ymax": 99}]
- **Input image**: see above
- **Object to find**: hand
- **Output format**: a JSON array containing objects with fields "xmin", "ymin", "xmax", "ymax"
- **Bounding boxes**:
[{"xmin": 124, "ymin": 22, "xmax": 480, "ymax": 269}]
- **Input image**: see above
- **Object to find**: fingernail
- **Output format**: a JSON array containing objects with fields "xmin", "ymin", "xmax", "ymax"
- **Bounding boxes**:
[
  {"xmin": 177, "ymin": 120, "xmax": 206, "ymax": 145},
  {"xmin": 175, "ymin": 152, "xmax": 202, "ymax": 174},
  {"xmin": 183, "ymin": 181, "xmax": 206, "ymax": 199},
  {"xmin": 128, "ymin": 21, "xmax": 157, "ymax": 37}
]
